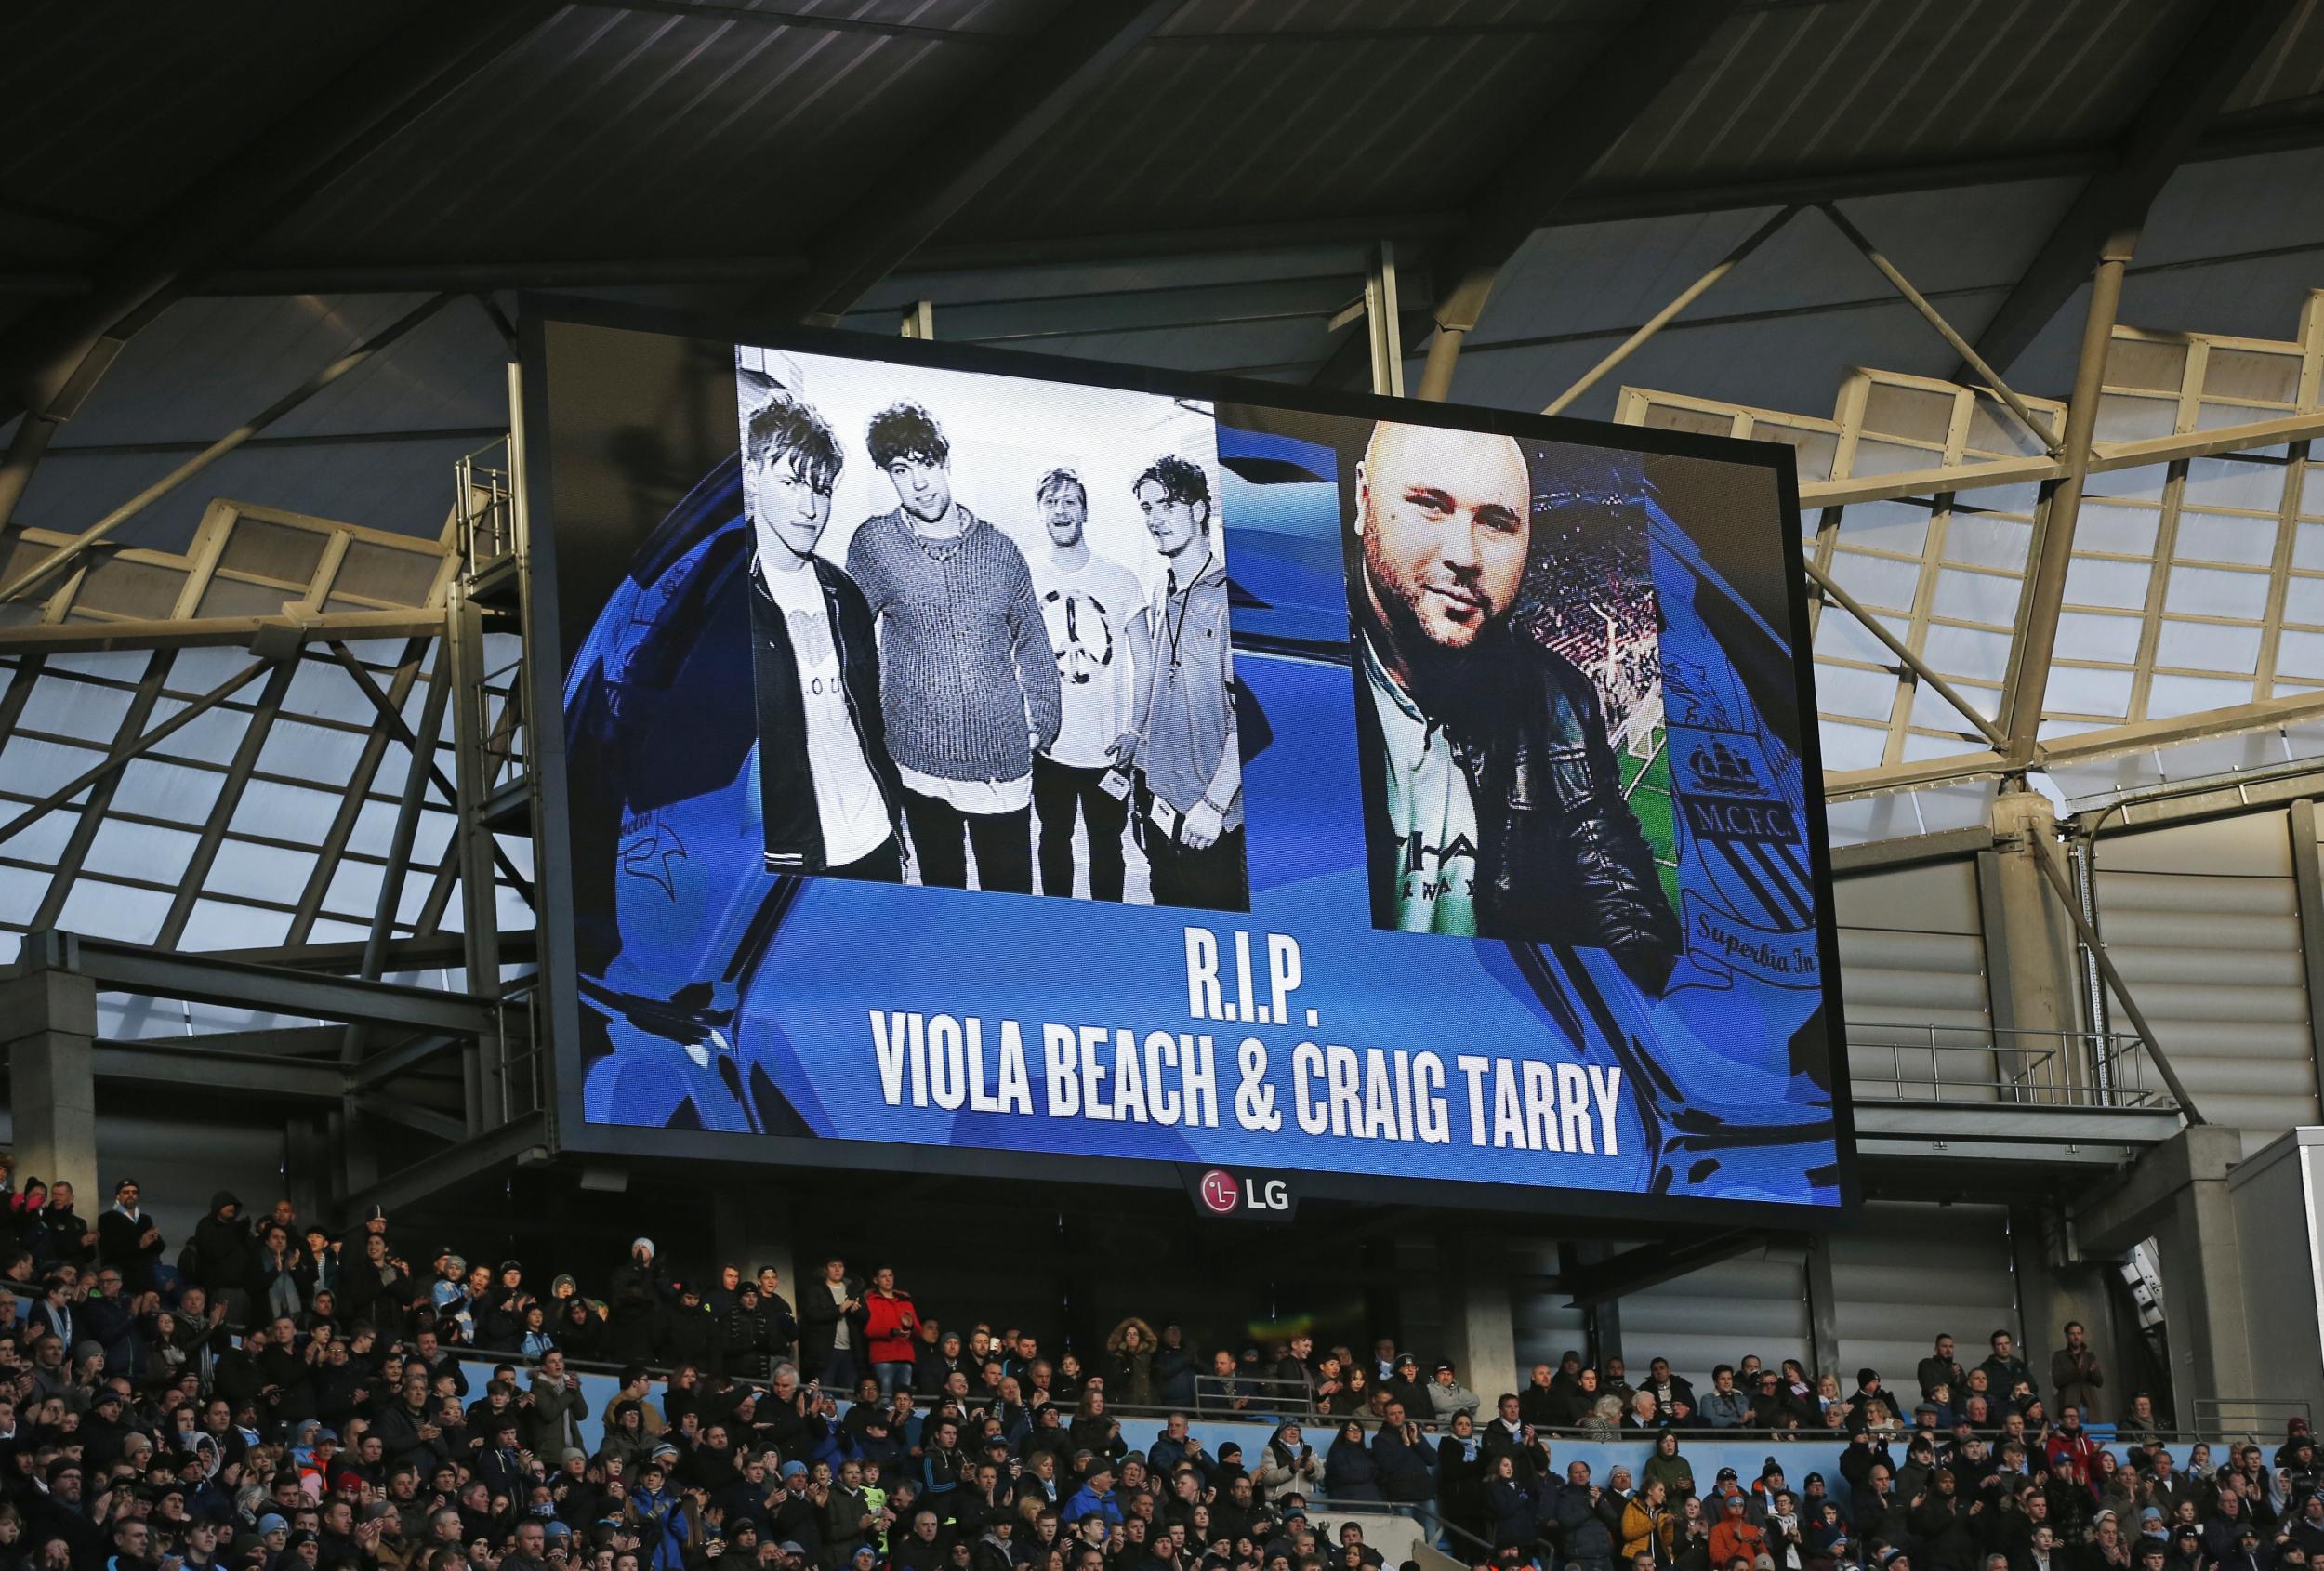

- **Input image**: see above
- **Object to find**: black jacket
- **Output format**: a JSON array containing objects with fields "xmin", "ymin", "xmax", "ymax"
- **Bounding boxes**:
[
  {"xmin": 746, "ymin": 553, "xmax": 904, "ymax": 874},
  {"xmin": 1353, "ymin": 627, "xmax": 1680, "ymax": 991}
]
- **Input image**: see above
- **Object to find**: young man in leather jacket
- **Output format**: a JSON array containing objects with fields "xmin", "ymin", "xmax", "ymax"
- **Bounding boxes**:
[{"xmin": 1348, "ymin": 420, "xmax": 1679, "ymax": 992}]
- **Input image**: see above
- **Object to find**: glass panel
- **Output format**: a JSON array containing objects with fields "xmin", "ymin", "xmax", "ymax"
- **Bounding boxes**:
[
  {"xmin": 2275, "ymin": 628, "xmax": 2324, "ymax": 680},
  {"xmin": 16, "ymin": 675, "xmax": 136, "ymax": 743},
  {"xmin": 1758, "ymin": 425, "xmax": 1837, "ymax": 484},
  {"xmin": 218, "ymin": 518, "xmax": 328, "ymax": 587},
  {"xmin": 2154, "ymin": 618, "xmax": 2260, "ymax": 674},
  {"xmin": 1847, "ymin": 437, "xmax": 1944, "ymax": 479},
  {"xmin": 334, "ymin": 542, "xmax": 442, "ymax": 606},
  {"xmin": 2087, "ymin": 465, "xmax": 2169, "ymax": 505},
  {"xmin": 82, "ymin": 819, "xmax": 199, "ymax": 884},
  {"xmin": 195, "ymin": 576, "xmax": 300, "ymax": 618},
  {"xmin": 2146, "ymin": 671, "xmax": 2252, "ymax": 717},
  {"xmin": 1815, "ymin": 610, "xmax": 1906, "ymax": 665},
  {"xmin": 1929, "ymin": 567, "xmax": 2020, "ymax": 624},
  {"xmin": 0, "ymin": 735, "xmax": 103, "ymax": 798},
  {"xmin": 322, "ymin": 855, "xmax": 387, "ymax": 921},
  {"xmin": 2172, "ymin": 509, "xmax": 2278, "ymax": 567},
  {"xmin": 1642, "ymin": 403, "xmax": 1736, "ymax": 438},
  {"xmin": 1863, "ymin": 382, "xmax": 1956, "ymax": 444},
  {"xmin": 144, "ymin": 699, "xmax": 256, "ymax": 768},
  {"xmin": 0, "ymin": 805, "xmax": 78, "ymax": 865},
  {"xmin": 1816, "ymin": 719, "xmax": 1888, "ymax": 772},
  {"xmin": 2093, "ymin": 395, "xmax": 2176, "ymax": 442},
  {"xmin": 1964, "ymin": 398, "xmax": 2050, "ymax": 458},
  {"xmin": 1940, "ymin": 512, "xmax": 2031, "ymax": 572},
  {"xmin": 55, "ymin": 878, "xmax": 171, "ymax": 945},
  {"xmin": 2044, "ymin": 664, "xmax": 2133, "ymax": 719},
  {"xmin": 202, "ymin": 839, "xmax": 317, "ymax": 904},
  {"xmin": 0, "ymin": 864, "xmax": 46, "ymax": 925},
  {"xmin": 2072, "ymin": 500, "xmax": 2159, "ymax": 555},
  {"xmin": 257, "ymin": 719, "xmax": 370, "ymax": 785},
  {"xmin": 2161, "ymin": 564, "xmax": 2269, "ymax": 618},
  {"xmin": 283, "ymin": 658, "xmax": 371, "ymax": 721},
  {"xmin": 2197, "ymin": 401, "xmax": 2277, "ymax": 431},
  {"xmin": 1826, "ymin": 549, "xmax": 1922, "ymax": 612},
  {"xmin": 2054, "ymin": 611, "xmax": 2143, "ymax": 664},
  {"xmin": 2103, "ymin": 337, "xmax": 2186, "ymax": 394},
  {"xmin": 1909, "ymin": 678, "xmax": 1996, "ymax": 728},
  {"xmin": 1812, "ymin": 661, "xmax": 1898, "ymax": 721},
  {"xmin": 229, "ymin": 779, "xmax": 343, "ymax": 844},
  {"xmin": 2183, "ymin": 455, "xmax": 2288, "ymax": 512},
  {"xmin": 183, "ymin": 899, "xmax": 294, "ymax": 953},
  {"xmin": 2062, "ymin": 556, "xmax": 2150, "ymax": 610},
  {"xmin": 2295, "ymin": 524, "xmax": 2324, "ymax": 570},
  {"xmin": 1833, "ymin": 500, "xmax": 1930, "ymax": 556},
  {"xmin": 2203, "ymin": 348, "xmax": 2298, "ymax": 404},
  {"xmin": 74, "ymin": 558, "xmax": 187, "ymax": 620},
  {"xmin": 1920, "ymin": 623, "xmax": 2012, "ymax": 681},
  {"xmin": 2303, "ymin": 467, "xmax": 2324, "ymax": 520}
]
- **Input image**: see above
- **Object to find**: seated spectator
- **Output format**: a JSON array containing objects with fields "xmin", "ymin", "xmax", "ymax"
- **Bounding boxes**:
[{"xmin": 1701, "ymin": 1366, "xmax": 1754, "ymax": 1429}]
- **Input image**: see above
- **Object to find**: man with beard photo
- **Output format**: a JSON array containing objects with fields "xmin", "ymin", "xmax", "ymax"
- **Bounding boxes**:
[
  {"xmin": 1346, "ymin": 420, "xmax": 1678, "ymax": 990},
  {"xmin": 846, "ymin": 400, "xmax": 1062, "ymax": 892}
]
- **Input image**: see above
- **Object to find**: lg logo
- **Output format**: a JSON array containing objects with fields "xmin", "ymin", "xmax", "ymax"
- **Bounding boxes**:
[{"xmin": 1198, "ymin": 1168, "xmax": 1289, "ymax": 1215}]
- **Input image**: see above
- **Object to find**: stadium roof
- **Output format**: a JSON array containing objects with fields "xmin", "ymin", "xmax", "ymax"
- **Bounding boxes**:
[{"xmin": 13, "ymin": 0, "xmax": 2324, "ymax": 974}]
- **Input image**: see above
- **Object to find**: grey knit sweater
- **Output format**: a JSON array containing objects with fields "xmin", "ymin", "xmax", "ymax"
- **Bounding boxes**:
[{"xmin": 845, "ymin": 506, "xmax": 1063, "ymax": 783}]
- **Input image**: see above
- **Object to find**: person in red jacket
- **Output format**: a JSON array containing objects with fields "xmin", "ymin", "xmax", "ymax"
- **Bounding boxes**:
[{"xmin": 863, "ymin": 1266, "xmax": 920, "ymax": 1400}]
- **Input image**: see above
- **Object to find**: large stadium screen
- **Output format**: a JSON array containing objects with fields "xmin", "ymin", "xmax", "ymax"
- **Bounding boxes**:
[{"xmin": 529, "ymin": 306, "xmax": 1853, "ymax": 1219}]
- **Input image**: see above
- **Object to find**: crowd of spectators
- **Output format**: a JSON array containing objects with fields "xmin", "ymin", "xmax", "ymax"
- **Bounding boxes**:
[{"xmin": 3, "ymin": 1168, "xmax": 2321, "ymax": 1571}]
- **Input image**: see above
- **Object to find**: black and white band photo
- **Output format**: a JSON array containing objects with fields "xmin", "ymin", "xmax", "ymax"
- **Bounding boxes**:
[{"xmin": 735, "ymin": 347, "xmax": 1247, "ymax": 913}]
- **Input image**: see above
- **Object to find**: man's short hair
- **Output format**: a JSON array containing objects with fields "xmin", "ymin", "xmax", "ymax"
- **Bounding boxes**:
[
  {"xmin": 746, "ymin": 396, "xmax": 842, "ymax": 492},
  {"xmin": 866, "ymin": 403, "xmax": 948, "ymax": 469},
  {"xmin": 1037, "ymin": 468, "xmax": 1087, "ymax": 508},
  {"xmin": 1133, "ymin": 455, "xmax": 1210, "ymax": 521}
]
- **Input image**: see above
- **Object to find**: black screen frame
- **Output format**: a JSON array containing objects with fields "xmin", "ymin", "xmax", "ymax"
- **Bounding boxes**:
[{"xmin": 516, "ymin": 291, "xmax": 1860, "ymax": 1228}]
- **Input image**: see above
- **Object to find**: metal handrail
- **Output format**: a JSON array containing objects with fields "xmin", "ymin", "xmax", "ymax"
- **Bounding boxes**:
[
  {"xmin": 1846, "ymin": 1022, "xmax": 2174, "ymax": 1111},
  {"xmin": 2190, "ymin": 1395, "xmax": 2312, "ymax": 1436}
]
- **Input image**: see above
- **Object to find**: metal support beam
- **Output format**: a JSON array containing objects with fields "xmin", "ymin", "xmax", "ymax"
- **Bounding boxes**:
[
  {"xmin": 1816, "ymin": 202, "xmax": 2063, "ymax": 455},
  {"xmin": 752, "ymin": 1, "xmax": 1180, "ymax": 324},
  {"xmin": 0, "ymin": 295, "xmax": 454, "ymax": 606},
  {"xmin": 0, "ymin": 1, "xmax": 553, "ymax": 424},
  {"xmin": 324, "ymin": 639, "xmax": 532, "ymax": 900},
  {"xmin": 0, "ymin": 655, "xmax": 271, "ymax": 851},
  {"xmin": 1411, "ymin": 0, "xmax": 1731, "ymax": 404},
  {"xmin": 288, "ymin": 639, "xmax": 431, "ymax": 945},
  {"xmin": 1967, "ymin": 0, "xmax": 2303, "ymax": 376},
  {"xmin": 1363, "ymin": 243, "xmax": 1405, "ymax": 398},
  {"xmin": 1998, "ymin": 228, "xmax": 2135, "ymax": 764},
  {"xmin": 0, "ymin": 608, "xmax": 470, "ymax": 655},
  {"xmin": 334, "ymin": 1113, "xmax": 546, "ymax": 1227},
  {"xmin": 20, "ymin": 930, "xmax": 500, "ymax": 1037},
  {"xmin": 0, "ymin": 333, "xmax": 128, "ymax": 526},
  {"xmin": 1541, "ymin": 206, "xmax": 1799, "ymax": 417},
  {"xmin": 1561, "ymin": 1230, "xmax": 1763, "ymax": 1308},
  {"xmin": 2286, "ymin": 799, "xmax": 2324, "ymax": 1115},
  {"xmin": 85, "ymin": 1041, "xmax": 347, "ymax": 1101},
  {"xmin": 157, "ymin": 656, "xmax": 297, "ymax": 950},
  {"xmin": 2020, "ymin": 831, "xmax": 2204, "ymax": 1124},
  {"xmin": 1803, "ymin": 558, "xmax": 2008, "ymax": 750},
  {"xmin": 347, "ymin": 1032, "xmax": 465, "ymax": 1092}
]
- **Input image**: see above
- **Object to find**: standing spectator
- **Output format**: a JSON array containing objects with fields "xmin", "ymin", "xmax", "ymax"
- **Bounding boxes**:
[
  {"xmin": 801, "ymin": 1259, "xmax": 865, "ymax": 1390},
  {"xmin": 191, "ymin": 1193, "xmax": 254, "ymax": 1322},
  {"xmin": 1372, "ymin": 1402, "xmax": 1433, "ymax": 1505},
  {"xmin": 1196, "ymin": 1350, "xmax": 1249, "ymax": 1415},
  {"xmin": 97, "ymin": 1180, "xmax": 165, "ymax": 1294},
  {"xmin": 1643, "ymin": 1432, "xmax": 1695, "ymax": 1501},
  {"xmin": 863, "ymin": 1268, "xmax": 919, "ymax": 1399},
  {"xmin": 1483, "ymin": 1455, "xmax": 1534, "ymax": 1557},
  {"xmin": 1621, "ymin": 1480, "xmax": 1675, "ymax": 1566},
  {"xmin": 1324, "ymin": 1420, "xmax": 1381, "ymax": 1503},
  {"xmin": 34, "ymin": 1181, "xmax": 97, "ymax": 1274},
  {"xmin": 1103, "ymin": 1320, "xmax": 1156, "ymax": 1409},
  {"xmin": 608, "ymin": 1241, "xmax": 667, "ymax": 1366},
  {"xmin": 1979, "ymin": 1333, "xmax": 2032, "ymax": 1404},
  {"xmin": 1558, "ymin": 1461, "xmax": 1617, "ymax": 1571},
  {"xmin": 2050, "ymin": 1324, "xmax": 2104, "ymax": 1422},
  {"xmin": 1152, "ymin": 1326, "xmax": 1198, "ymax": 1411},
  {"xmin": 1918, "ymin": 1337, "xmax": 1966, "ymax": 1404},
  {"xmin": 1436, "ymin": 1411, "xmax": 1486, "ymax": 1539},
  {"xmin": 525, "ymin": 1352, "xmax": 590, "ymax": 1456}
]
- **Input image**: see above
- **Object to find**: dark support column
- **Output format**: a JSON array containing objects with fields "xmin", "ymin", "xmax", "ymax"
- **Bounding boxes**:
[
  {"xmin": 0, "ymin": 950, "xmax": 99, "ymax": 1204},
  {"xmin": 1440, "ymin": 1234, "xmax": 1520, "ymax": 1398},
  {"xmin": 2285, "ymin": 799, "xmax": 2324, "ymax": 1112},
  {"xmin": 1804, "ymin": 1233, "xmax": 1841, "ymax": 1382}
]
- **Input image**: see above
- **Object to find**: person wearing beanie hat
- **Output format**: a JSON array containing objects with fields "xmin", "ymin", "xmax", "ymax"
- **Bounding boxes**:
[{"xmin": 607, "ymin": 1240, "xmax": 667, "ymax": 1367}]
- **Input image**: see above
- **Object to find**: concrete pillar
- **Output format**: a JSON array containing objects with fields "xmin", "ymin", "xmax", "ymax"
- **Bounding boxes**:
[
  {"xmin": 0, "ymin": 963, "xmax": 99, "ymax": 1208},
  {"xmin": 1440, "ymin": 1235, "xmax": 1520, "ymax": 1401},
  {"xmin": 2072, "ymin": 1125, "xmax": 2254, "ymax": 1425},
  {"xmin": 1988, "ymin": 787, "xmax": 2081, "ymax": 1086},
  {"xmin": 1804, "ymin": 1233, "xmax": 1842, "ymax": 1383},
  {"xmin": 712, "ymin": 1191, "xmax": 798, "ymax": 1323}
]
